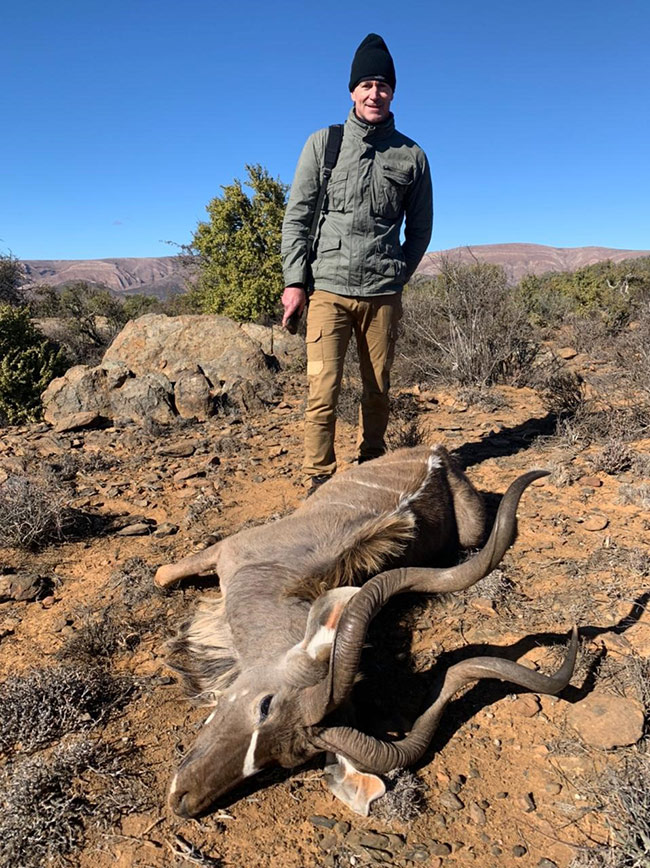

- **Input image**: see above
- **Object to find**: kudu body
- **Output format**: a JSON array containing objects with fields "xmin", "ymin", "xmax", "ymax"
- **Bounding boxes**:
[{"xmin": 156, "ymin": 445, "xmax": 576, "ymax": 818}]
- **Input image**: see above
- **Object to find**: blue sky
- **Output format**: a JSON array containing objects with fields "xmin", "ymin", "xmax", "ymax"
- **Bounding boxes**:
[{"xmin": 2, "ymin": 0, "xmax": 649, "ymax": 260}]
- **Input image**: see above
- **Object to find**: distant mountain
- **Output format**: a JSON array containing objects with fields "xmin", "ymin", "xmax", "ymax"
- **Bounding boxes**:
[
  {"xmin": 21, "ymin": 256, "xmax": 191, "ymax": 299},
  {"xmin": 417, "ymin": 243, "xmax": 650, "ymax": 283},
  {"xmin": 21, "ymin": 244, "xmax": 650, "ymax": 298}
]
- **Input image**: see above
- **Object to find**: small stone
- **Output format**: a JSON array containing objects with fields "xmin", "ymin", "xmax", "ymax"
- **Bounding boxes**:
[
  {"xmin": 403, "ymin": 846, "xmax": 430, "ymax": 862},
  {"xmin": 557, "ymin": 346, "xmax": 578, "ymax": 360},
  {"xmin": 470, "ymin": 596, "xmax": 497, "ymax": 616},
  {"xmin": 491, "ymin": 845, "xmax": 503, "ymax": 856},
  {"xmin": 152, "ymin": 522, "xmax": 179, "ymax": 538},
  {"xmin": 515, "ymin": 793, "xmax": 536, "ymax": 813},
  {"xmin": 581, "ymin": 514, "xmax": 609, "ymax": 531},
  {"xmin": 358, "ymin": 832, "xmax": 389, "ymax": 850},
  {"xmin": 544, "ymin": 782, "xmax": 562, "ymax": 795},
  {"xmin": 469, "ymin": 802, "xmax": 487, "ymax": 825},
  {"xmin": 158, "ymin": 441, "xmax": 196, "ymax": 457},
  {"xmin": 513, "ymin": 844, "xmax": 528, "ymax": 857},
  {"xmin": 116, "ymin": 522, "xmax": 155, "ymax": 537},
  {"xmin": 318, "ymin": 832, "xmax": 337, "ymax": 851},
  {"xmin": 511, "ymin": 694, "xmax": 541, "ymax": 717},
  {"xmin": 495, "ymin": 791, "xmax": 508, "ymax": 799},
  {"xmin": 53, "ymin": 411, "xmax": 103, "ymax": 433},
  {"xmin": 385, "ymin": 834, "xmax": 405, "ymax": 852},
  {"xmin": 439, "ymin": 791, "xmax": 464, "ymax": 811},
  {"xmin": 334, "ymin": 820, "xmax": 350, "ymax": 836},
  {"xmin": 310, "ymin": 815, "xmax": 336, "ymax": 829},
  {"xmin": 580, "ymin": 476, "xmax": 602, "ymax": 487},
  {"xmin": 173, "ymin": 466, "xmax": 206, "ymax": 484},
  {"xmin": 429, "ymin": 842, "xmax": 452, "ymax": 856},
  {"xmin": 538, "ymin": 860, "xmax": 559, "ymax": 868}
]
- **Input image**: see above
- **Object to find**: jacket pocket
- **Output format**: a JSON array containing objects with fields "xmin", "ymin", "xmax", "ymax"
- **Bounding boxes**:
[
  {"xmin": 325, "ymin": 170, "xmax": 348, "ymax": 212},
  {"xmin": 306, "ymin": 325, "xmax": 324, "ymax": 376},
  {"xmin": 371, "ymin": 162, "xmax": 413, "ymax": 219}
]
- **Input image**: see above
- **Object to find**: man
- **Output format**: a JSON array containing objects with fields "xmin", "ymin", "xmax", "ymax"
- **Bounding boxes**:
[{"xmin": 281, "ymin": 33, "xmax": 433, "ymax": 494}]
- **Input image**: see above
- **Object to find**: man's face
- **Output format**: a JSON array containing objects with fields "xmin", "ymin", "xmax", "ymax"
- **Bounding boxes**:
[{"xmin": 350, "ymin": 79, "xmax": 393, "ymax": 124}]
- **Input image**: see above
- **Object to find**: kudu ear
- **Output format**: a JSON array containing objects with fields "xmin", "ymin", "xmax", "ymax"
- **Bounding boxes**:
[
  {"xmin": 324, "ymin": 753, "xmax": 386, "ymax": 816},
  {"xmin": 283, "ymin": 588, "xmax": 361, "ymax": 689},
  {"xmin": 300, "ymin": 587, "xmax": 361, "ymax": 662}
]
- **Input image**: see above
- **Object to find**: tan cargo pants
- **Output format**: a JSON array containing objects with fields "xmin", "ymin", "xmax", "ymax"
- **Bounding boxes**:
[{"xmin": 303, "ymin": 289, "xmax": 402, "ymax": 478}]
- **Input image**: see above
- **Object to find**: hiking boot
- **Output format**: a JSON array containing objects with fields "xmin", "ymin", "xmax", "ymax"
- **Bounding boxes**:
[{"xmin": 306, "ymin": 474, "xmax": 331, "ymax": 497}]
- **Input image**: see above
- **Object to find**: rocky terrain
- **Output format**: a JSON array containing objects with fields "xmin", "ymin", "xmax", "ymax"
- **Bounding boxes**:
[
  {"xmin": 21, "ymin": 244, "xmax": 650, "ymax": 298},
  {"xmin": 1, "ymin": 318, "xmax": 649, "ymax": 868}
]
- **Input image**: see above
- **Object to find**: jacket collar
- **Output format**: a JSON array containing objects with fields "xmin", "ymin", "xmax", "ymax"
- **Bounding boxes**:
[{"xmin": 345, "ymin": 107, "xmax": 395, "ymax": 141}]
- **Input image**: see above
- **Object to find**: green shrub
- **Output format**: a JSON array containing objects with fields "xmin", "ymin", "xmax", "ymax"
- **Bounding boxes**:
[
  {"xmin": 189, "ymin": 164, "xmax": 288, "ymax": 321},
  {"xmin": 0, "ymin": 305, "xmax": 66, "ymax": 424},
  {"xmin": 518, "ymin": 256, "xmax": 650, "ymax": 331}
]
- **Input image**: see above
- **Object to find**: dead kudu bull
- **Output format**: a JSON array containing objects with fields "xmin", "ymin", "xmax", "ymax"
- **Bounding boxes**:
[{"xmin": 155, "ymin": 445, "xmax": 576, "ymax": 818}]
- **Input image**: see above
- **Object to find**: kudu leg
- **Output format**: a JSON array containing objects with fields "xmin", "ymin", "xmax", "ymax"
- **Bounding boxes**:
[{"xmin": 154, "ymin": 541, "xmax": 222, "ymax": 588}]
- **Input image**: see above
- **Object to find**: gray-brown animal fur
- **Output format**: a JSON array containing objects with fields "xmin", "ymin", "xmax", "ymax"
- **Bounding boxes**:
[{"xmin": 157, "ymin": 445, "xmax": 577, "ymax": 819}]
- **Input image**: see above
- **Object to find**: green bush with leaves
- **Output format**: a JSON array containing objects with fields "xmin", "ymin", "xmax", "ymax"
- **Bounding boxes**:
[
  {"xmin": 0, "ymin": 252, "xmax": 24, "ymax": 305},
  {"xmin": 0, "ymin": 306, "xmax": 66, "ymax": 424},
  {"xmin": 518, "ymin": 256, "xmax": 650, "ymax": 331},
  {"xmin": 189, "ymin": 164, "xmax": 288, "ymax": 321}
]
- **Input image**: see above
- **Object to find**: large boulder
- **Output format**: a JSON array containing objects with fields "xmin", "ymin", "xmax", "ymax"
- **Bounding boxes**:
[
  {"xmin": 103, "ymin": 314, "xmax": 270, "ymax": 382},
  {"xmin": 41, "ymin": 361, "xmax": 132, "ymax": 425},
  {"xmin": 42, "ymin": 314, "xmax": 283, "ymax": 428}
]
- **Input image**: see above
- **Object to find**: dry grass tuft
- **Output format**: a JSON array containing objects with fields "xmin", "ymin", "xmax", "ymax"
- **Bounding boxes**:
[
  {"xmin": 0, "ymin": 473, "xmax": 72, "ymax": 549},
  {"xmin": 0, "ymin": 664, "xmax": 133, "ymax": 755},
  {"xmin": 617, "ymin": 483, "xmax": 650, "ymax": 510},
  {"xmin": 569, "ymin": 749, "xmax": 650, "ymax": 868},
  {"xmin": 588, "ymin": 439, "xmax": 635, "ymax": 475},
  {"xmin": 371, "ymin": 768, "xmax": 427, "ymax": 822},
  {"xmin": 0, "ymin": 736, "xmax": 152, "ymax": 868},
  {"xmin": 108, "ymin": 556, "xmax": 159, "ymax": 607}
]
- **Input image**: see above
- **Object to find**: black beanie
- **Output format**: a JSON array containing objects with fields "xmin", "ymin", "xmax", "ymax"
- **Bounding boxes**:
[{"xmin": 348, "ymin": 33, "xmax": 396, "ymax": 92}]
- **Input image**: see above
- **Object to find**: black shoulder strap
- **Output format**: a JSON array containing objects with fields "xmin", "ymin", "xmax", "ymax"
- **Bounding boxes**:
[{"xmin": 307, "ymin": 124, "xmax": 344, "ymax": 255}]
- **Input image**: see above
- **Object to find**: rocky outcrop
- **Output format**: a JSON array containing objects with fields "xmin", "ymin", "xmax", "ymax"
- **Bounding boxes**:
[{"xmin": 42, "ymin": 314, "xmax": 301, "ymax": 429}]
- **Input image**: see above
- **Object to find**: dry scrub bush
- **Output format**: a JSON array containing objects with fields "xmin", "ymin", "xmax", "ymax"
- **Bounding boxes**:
[
  {"xmin": 0, "ymin": 664, "xmax": 133, "ymax": 755},
  {"xmin": 588, "ymin": 439, "xmax": 635, "ymax": 475},
  {"xmin": 618, "ymin": 483, "xmax": 650, "ymax": 509},
  {"xmin": 397, "ymin": 260, "xmax": 538, "ymax": 390},
  {"xmin": 0, "ymin": 473, "xmax": 71, "ymax": 549},
  {"xmin": 0, "ymin": 736, "xmax": 151, "ymax": 868},
  {"xmin": 569, "ymin": 750, "xmax": 650, "ymax": 868},
  {"xmin": 370, "ymin": 768, "xmax": 427, "ymax": 822}
]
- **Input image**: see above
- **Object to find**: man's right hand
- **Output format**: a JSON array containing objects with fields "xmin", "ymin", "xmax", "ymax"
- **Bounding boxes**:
[{"xmin": 281, "ymin": 286, "xmax": 307, "ymax": 330}]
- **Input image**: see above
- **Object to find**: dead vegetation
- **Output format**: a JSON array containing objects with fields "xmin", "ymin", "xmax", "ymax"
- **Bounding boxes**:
[
  {"xmin": 0, "ymin": 664, "xmax": 133, "ymax": 755},
  {"xmin": 0, "ymin": 472, "xmax": 71, "ymax": 549},
  {"xmin": 0, "ymin": 736, "xmax": 152, "ymax": 868}
]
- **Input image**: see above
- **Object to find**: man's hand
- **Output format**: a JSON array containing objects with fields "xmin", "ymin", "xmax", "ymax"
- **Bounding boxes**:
[{"xmin": 281, "ymin": 286, "xmax": 307, "ymax": 330}]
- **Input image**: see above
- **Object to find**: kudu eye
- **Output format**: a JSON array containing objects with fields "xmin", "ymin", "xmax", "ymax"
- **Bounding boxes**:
[{"xmin": 259, "ymin": 694, "xmax": 274, "ymax": 722}]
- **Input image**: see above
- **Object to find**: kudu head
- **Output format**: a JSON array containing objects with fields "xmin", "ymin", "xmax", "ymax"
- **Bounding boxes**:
[{"xmin": 168, "ymin": 471, "xmax": 578, "ymax": 818}]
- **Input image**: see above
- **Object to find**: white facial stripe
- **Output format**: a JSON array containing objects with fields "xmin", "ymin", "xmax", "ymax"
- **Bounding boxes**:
[
  {"xmin": 305, "ymin": 624, "xmax": 336, "ymax": 659},
  {"xmin": 204, "ymin": 709, "xmax": 217, "ymax": 725},
  {"xmin": 170, "ymin": 774, "xmax": 178, "ymax": 795},
  {"xmin": 243, "ymin": 729, "xmax": 260, "ymax": 778}
]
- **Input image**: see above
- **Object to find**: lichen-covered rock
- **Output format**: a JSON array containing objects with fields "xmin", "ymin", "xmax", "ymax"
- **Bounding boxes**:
[
  {"xmin": 103, "ymin": 314, "xmax": 270, "ymax": 384},
  {"xmin": 110, "ymin": 373, "xmax": 176, "ymax": 425},
  {"xmin": 174, "ymin": 371, "xmax": 213, "ymax": 420},
  {"xmin": 41, "ymin": 362, "xmax": 132, "ymax": 424}
]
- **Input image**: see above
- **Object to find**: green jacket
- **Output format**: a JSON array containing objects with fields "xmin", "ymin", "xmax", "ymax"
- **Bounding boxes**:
[{"xmin": 282, "ymin": 109, "xmax": 433, "ymax": 296}]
